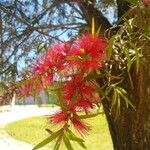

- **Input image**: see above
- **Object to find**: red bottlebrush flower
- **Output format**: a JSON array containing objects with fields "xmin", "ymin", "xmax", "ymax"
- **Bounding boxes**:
[
  {"xmin": 62, "ymin": 75, "xmax": 82, "ymax": 102},
  {"xmin": 31, "ymin": 42, "xmax": 70, "ymax": 75},
  {"xmin": 74, "ymin": 99, "xmax": 93, "ymax": 111},
  {"xmin": 71, "ymin": 118, "xmax": 90, "ymax": 135},
  {"xmin": 68, "ymin": 34, "xmax": 107, "ymax": 72},
  {"xmin": 49, "ymin": 111, "xmax": 68, "ymax": 124},
  {"xmin": 62, "ymin": 82, "xmax": 74, "ymax": 102},
  {"xmin": 49, "ymin": 42, "xmax": 70, "ymax": 70},
  {"xmin": 31, "ymin": 54, "xmax": 52, "ymax": 75},
  {"xmin": 62, "ymin": 75, "xmax": 98, "ymax": 104},
  {"xmin": 19, "ymin": 72, "xmax": 43, "ymax": 97}
]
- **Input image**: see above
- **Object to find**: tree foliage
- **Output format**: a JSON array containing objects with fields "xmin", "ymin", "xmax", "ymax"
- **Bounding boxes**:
[{"xmin": 0, "ymin": 0, "xmax": 115, "ymax": 81}]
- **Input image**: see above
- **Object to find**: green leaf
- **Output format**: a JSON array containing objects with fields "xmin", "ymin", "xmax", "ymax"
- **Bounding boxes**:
[
  {"xmin": 124, "ymin": 48, "xmax": 132, "ymax": 72},
  {"xmin": 77, "ymin": 141, "xmax": 87, "ymax": 149},
  {"xmin": 111, "ymin": 89, "xmax": 117, "ymax": 109},
  {"xmin": 96, "ymin": 25, "xmax": 101, "ymax": 36},
  {"xmin": 66, "ymin": 130, "xmax": 87, "ymax": 149},
  {"xmin": 63, "ymin": 135, "xmax": 74, "ymax": 150},
  {"xmin": 66, "ymin": 129, "xmax": 84, "ymax": 142},
  {"xmin": 107, "ymin": 35, "xmax": 115, "ymax": 59},
  {"xmin": 32, "ymin": 129, "xmax": 63, "ymax": 150},
  {"xmin": 116, "ymin": 86, "xmax": 127, "ymax": 95},
  {"xmin": 119, "ymin": 91, "xmax": 135, "ymax": 109},
  {"xmin": 129, "ymin": 42, "xmax": 140, "ymax": 73},
  {"xmin": 116, "ymin": 94, "xmax": 121, "ymax": 115},
  {"xmin": 53, "ymin": 134, "xmax": 63, "ymax": 150}
]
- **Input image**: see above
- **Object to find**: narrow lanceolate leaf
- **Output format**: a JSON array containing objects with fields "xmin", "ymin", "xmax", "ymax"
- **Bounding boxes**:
[
  {"xmin": 107, "ymin": 35, "xmax": 115, "ymax": 59},
  {"xmin": 66, "ymin": 129, "xmax": 84, "ymax": 142},
  {"xmin": 117, "ymin": 94, "xmax": 121, "ymax": 115},
  {"xmin": 116, "ymin": 86, "xmax": 127, "ymax": 95},
  {"xmin": 53, "ymin": 134, "xmax": 63, "ymax": 150},
  {"xmin": 91, "ymin": 17, "xmax": 95, "ymax": 35},
  {"xmin": 76, "ymin": 140, "xmax": 87, "ymax": 149},
  {"xmin": 63, "ymin": 135, "xmax": 74, "ymax": 150},
  {"xmin": 32, "ymin": 129, "xmax": 63, "ymax": 150},
  {"xmin": 96, "ymin": 25, "xmax": 101, "ymax": 36},
  {"xmin": 111, "ymin": 89, "xmax": 117, "ymax": 110},
  {"xmin": 66, "ymin": 129, "xmax": 87, "ymax": 149},
  {"xmin": 129, "ymin": 42, "xmax": 140, "ymax": 73},
  {"xmin": 125, "ymin": 48, "xmax": 132, "ymax": 72},
  {"xmin": 118, "ymin": 91, "xmax": 135, "ymax": 109}
]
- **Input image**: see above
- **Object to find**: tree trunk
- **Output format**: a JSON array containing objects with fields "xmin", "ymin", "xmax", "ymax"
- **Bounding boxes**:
[{"xmin": 103, "ymin": 48, "xmax": 150, "ymax": 149}]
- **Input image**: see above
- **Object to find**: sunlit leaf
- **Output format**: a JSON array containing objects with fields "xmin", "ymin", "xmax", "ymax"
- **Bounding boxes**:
[
  {"xmin": 66, "ymin": 129, "xmax": 86, "ymax": 149},
  {"xmin": 118, "ymin": 91, "xmax": 135, "ymax": 109},
  {"xmin": 124, "ymin": 48, "xmax": 132, "ymax": 72},
  {"xmin": 111, "ymin": 88, "xmax": 117, "ymax": 110},
  {"xmin": 53, "ymin": 134, "xmax": 62, "ymax": 150},
  {"xmin": 32, "ymin": 129, "xmax": 63, "ymax": 150},
  {"xmin": 96, "ymin": 25, "xmax": 101, "ymax": 36},
  {"xmin": 107, "ymin": 35, "xmax": 116, "ymax": 59},
  {"xmin": 63, "ymin": 135, "xmax": 74, "ymax": 150},
  {"xmin": 129, "ymin": 42, "xmax": 140, "ymax": 73}
]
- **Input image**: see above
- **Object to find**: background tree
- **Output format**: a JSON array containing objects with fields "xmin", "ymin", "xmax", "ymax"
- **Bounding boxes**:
[
  {"xmin": 0, "ymin": 0, "xmax": 150, "ymax": 149},
  {"xmin": 0, "ymin": 0, "xmax": 115, "ymax": 81}
]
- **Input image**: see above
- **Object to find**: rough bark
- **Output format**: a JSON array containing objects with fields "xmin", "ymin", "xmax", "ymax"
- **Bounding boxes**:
[
  {"xmin": 78, "ymin": 0, "xmax": 111, "ymax": 32},
  {"xmin": 103, "ymin": 46, "xmax": 150, "ymax": 150},
  {"xmin": 116, "ymin": 0, "xmax": 130, "ymax": 19},
  {"xmin": 79, "ymin": 1, "xmax": 150, "ymax": 149}
]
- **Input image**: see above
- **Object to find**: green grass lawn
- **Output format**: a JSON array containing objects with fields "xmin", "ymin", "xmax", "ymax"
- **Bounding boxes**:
[{"xmin": 5, "ymin": 114, "xmax": 113, "ymax": 150}]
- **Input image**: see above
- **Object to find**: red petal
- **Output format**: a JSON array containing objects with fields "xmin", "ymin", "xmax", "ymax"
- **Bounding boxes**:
[
  {"xmin": 49, "ymin": 111, "xmax": 68, "ymax": 124},
  {"xmin": 71, "ymin": 118, "xmax": 90, "ymax": 135}
]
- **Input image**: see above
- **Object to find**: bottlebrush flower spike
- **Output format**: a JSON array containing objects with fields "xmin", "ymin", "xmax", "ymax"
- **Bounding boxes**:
[
  {"xmin": 48, "ymin": 111, "xmax": 68, "ymax": 124},
  {"xmin": 32, "ymin": 42, "xmax": 70, "ymax": 75},
  {"xmin": 71, "ymin": 117, "xmax": 90, "ymax": 135},
  {"xmin": 74, "ymin": 99, "xmax": 93, "ymax": 111},
  {"xmin": 68, "ymin": 34, "xmax": 107, "ymax": 73},
  {"xmin": 62, "ymin": 75, "xmax": 97, "ymax": 102},
  {"xmin": 19, "ymin": 33, "xmax": 107, "ymax": 145}
]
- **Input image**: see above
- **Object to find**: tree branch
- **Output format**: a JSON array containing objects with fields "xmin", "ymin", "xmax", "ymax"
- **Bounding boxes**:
[
  {"xmin": 116, "ymin": 0, "xmax": 130, "ymax": 19},
  {"xmin": 78, "ymin": 0, "xmax": 112, "ymax": 32}
]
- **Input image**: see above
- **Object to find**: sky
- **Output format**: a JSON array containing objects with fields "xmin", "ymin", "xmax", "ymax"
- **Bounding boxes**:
[{"xmin": 1, "ymin": 1, "xmax": 116, "ymax": 80}]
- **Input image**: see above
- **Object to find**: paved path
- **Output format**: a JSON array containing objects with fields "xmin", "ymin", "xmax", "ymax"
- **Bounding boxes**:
[
  {"xmin": 0, "ymin": 127, "xmax": 34, "ymax": 150},
  {"xmin": 0, "ymin": 105, "xmax": 58, "ymax": 150}
]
